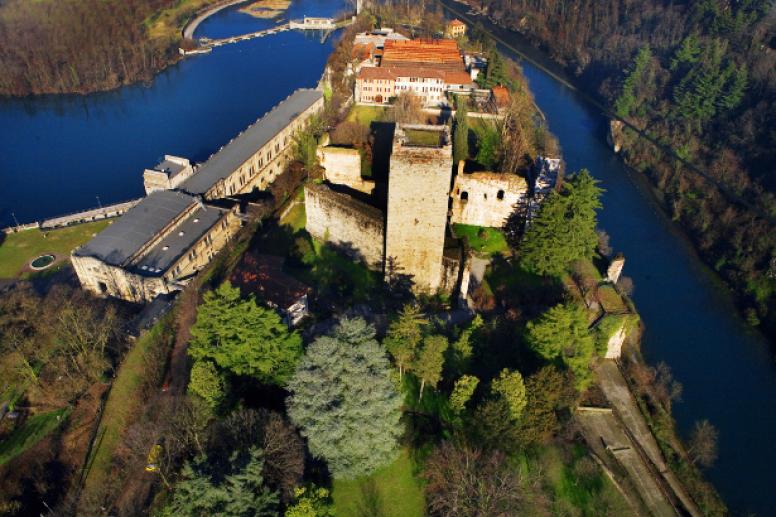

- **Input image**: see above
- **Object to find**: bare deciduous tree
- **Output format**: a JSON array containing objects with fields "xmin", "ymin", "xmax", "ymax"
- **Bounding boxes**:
[
  {"xmin": 688, "ymin": 419, "xmax": 718, "ymax": 468},
  {"xmin": 422, "ymin": 441, "xmax": 539, "ymax": 516}
]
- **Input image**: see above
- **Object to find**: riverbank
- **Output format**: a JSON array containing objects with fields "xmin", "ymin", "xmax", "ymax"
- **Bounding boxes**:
[
  {"xmin": 443, "ymin": 5, "xmax": 776, "ymax": 513},
  {"xmin": 437, "ymin": 0, "xmax": 775, "ymax": 346}
]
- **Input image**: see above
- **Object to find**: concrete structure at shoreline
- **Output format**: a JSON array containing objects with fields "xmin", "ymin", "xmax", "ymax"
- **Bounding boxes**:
[{"xmin": 73, "ymin": 89, "xmax": 324, "ymax": 302}]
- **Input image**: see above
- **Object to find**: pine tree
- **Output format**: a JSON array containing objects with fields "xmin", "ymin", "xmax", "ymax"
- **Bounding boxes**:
[
  {"xmin": 520, "ymin": 170, "xmax": 602, "ymax": 277},
  {"xmin": 525, "ymin": 302, "xmax": 596, "ymax": 391},
  {"xmin": 384, "ymin": 304, "xmax": 428, "ymax": 379},
  {"xmin": 188, "ymin": 359, "xmax": 227, "ymax": 410},
  {"xmin": 614, "ymin": 46, "xmax": 651, "ymax": 118},
  {"xmin": 414, "ymin": 334, "xmax": 449, "ymax": 399},
  {"xmin": 449, "ymin": 375, "xmax": 480, "ymax": 414},
  {"xmin": 453, "ymin": 96, "xmax": 469, "ymax": 165},
  {"xmin": 448, "ymin": 314, "xmax": 483, "ymax": 376},
  {"xmin": 491, "ymin": 369, "xmax": 527, "ymax": 420},
  {"xmin": 162, "ymin": 447, "xmax": 279, "ymax": 516},
  {"xmin": 188, "ymin": 282, "xmax": 302, "ymax": 385},
  {"xmin": 286, "ymin": 318, "xmax": 403, "ymax": 479}
]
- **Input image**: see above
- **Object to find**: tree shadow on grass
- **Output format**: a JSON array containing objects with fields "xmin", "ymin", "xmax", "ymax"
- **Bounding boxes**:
[{"xmin": 355, "ymin": 478, "xmax": 385, "ymax": 517}]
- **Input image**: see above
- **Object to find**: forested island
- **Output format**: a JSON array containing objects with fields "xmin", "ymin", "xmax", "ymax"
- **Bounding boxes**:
[
  {"xmin": 456, "ymin": 0, "xmax": 776, "ymax": 342},
  {"xmin": 0, "ymin": 0, "xmax": 220, "ymax": 96}
]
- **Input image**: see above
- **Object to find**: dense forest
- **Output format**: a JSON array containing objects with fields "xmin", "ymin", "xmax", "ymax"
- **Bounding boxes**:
[
  {"xmin": 467, "ymin": 0, "xmax": 776, "ymax": 338},
  {"xmin": 0, "ymin": 0, "xmax": 207, "ymax": 96}
]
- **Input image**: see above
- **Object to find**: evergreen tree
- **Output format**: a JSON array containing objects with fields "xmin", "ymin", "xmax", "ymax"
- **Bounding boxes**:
[
  {"xmin": 520, "ymin": 170, "xmax": 603, "ymax": 277},
  {"xmin": 491, "ymin": 369, "xmax": 527, "ymax": 420},
  {"xmin": 449, "ymin": 375, "xmax": 480, "ymax": 414},
  {"xmin": 188, "ymin": 359, "xmax": 227, "ymax": 410},
  {"xmin": 474, "ymin": 122, "xmax": 501, "ymax": 170},
  {"xmin": 525, "ymin": 302, "xmax": 596, "ymax": 391},
  {"xmin": 286, "ymin": 318, "xmax": 403, "ymax": 479},
  {"xmin": 162, "ymin": 447, "xmax": 278, "ymax": 516},
  {"xmin": 453, "ymin": 96, "xmax": 469, "ymax": 165},
  {"xmin": 614, "ymin": 46, "xmax": 651, "ymax": 118},
  {"xmin": 448, "ymin": 314, "xmax": 483, "ymax": 376},
  {"xmin": 384, "ymin": 304, "xmax": 428, "ymax": 379},
  {"xmin": 414, "ymin": 334, "xmax": 449, "ymax": 399},
  {"xmin": 189, "ymin": 282, "xmax": 302, "ymax": 385}
]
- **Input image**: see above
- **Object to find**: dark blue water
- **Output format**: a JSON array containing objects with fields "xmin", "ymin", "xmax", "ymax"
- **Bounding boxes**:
[
  {"xmin": 526, "ymin": 69, "xmax": 776, "ymax": 515},
  {"xmin": 0, "ymin": 0, "xmax": 344, "ymax": 226},
  {"xmin": 443, "ymin": 6, "xmax": 776, "ymax": 515}
]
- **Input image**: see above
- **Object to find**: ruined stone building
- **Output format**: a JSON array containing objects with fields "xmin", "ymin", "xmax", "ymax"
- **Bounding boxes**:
[
  {"xmin": 306, "ymin": 123, "xmax": 535, "ymax": 296},
  {"xmin": 73, "ymin": 89, "xmax": 324, "ymax": 302}
]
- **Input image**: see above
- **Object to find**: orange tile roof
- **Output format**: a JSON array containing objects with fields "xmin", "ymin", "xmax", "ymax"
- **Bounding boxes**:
[
  {"xmin": 449, "ymin": 19, "xmax": 466, "ymax": 27},
  {"xmin": 381, "ymin": 38, "xmax": 465, "ymax": 71},
  {"xmin": 358, "ymin": 67, "xmax": 398, "ymax": 80},
  {"xmin": 445, "ymin": 71, "xmax": 474, "ymax": 85}
]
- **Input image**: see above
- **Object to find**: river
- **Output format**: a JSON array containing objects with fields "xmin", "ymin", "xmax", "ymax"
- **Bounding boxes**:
[
  {"xmin": 438, "ymin": 2, "xmax": 776, "ymax": 515},
  {"xmin": 2, "ymin": 0, "xmax": 774, "ymax": 513},
  {"xmin": 0, "ymin": 0, "xmax": 344, "ymax": 227}
]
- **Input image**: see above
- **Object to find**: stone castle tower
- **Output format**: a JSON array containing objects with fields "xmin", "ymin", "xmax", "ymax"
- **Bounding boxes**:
[{"xmin": 385, "ymin": 125, "xmax": 453, "ymax": 292}]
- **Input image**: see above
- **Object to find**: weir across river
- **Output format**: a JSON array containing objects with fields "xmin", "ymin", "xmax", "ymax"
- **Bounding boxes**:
[{"xmin": 180, "ymin": 13, "xmax": 342, "ymax": 55}]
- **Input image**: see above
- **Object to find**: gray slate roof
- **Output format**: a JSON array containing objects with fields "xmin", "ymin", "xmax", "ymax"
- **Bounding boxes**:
[
  {"xmin": 74, "ymin": 191, "xmax": 195, "ymax": 266},
  {"xmin": 181, "ymin": 89, "xmax": 323, "ymax": 195},
  {"xmin": 155, "ymin": 158, "xmax": 187, "ymax": 179},
  {"xmin": 135, "ymin": 203, "xmax": 226, "ymax": 275}
]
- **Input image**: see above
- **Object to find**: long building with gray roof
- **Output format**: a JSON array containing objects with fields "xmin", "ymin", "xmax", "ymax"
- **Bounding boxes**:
[{"xmin": 72, "ymin": 88, "xmax": 325, "ymax": 303}]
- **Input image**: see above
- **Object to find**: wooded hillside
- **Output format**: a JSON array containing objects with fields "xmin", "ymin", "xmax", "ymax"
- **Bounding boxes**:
[
  {"xmin": 473, "ymin": 0, "xmax": 776, "ymax": 338},
  {"xmin": 0, "ymin": 0, "xmax": 208, "ymax": 96}
]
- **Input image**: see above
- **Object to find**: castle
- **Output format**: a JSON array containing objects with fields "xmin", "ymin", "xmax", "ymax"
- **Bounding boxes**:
[
  {"xmin": 306, "ymin": 124, "xmax": 537, "ymax": 296},
  {"xmin": 72, "ymin": 89, "xmax": 324, "ymax": 303}
]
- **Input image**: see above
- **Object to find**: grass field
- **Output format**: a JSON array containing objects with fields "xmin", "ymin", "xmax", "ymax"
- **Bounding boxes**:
[
  {"xmin": 332, "ymin": 450, "xmax": 425, "ymax": 517},
  {"xmin": 0, "ymin": 407, "xmax": 70, "ymax": 466},
  {"xmin": 453, "ymin": 224, "xmax": 509, "ymax": 255},
  {"xmin": 347, "ymin": 105, "xmax": 388, "ymax": 126},
  {"xmin": 0, "ymin": 221, "xmax": 110, "ymax": 279},
  {"xmin": 81, "ymin": 321, "xmax": 170, "ymax": 495}
]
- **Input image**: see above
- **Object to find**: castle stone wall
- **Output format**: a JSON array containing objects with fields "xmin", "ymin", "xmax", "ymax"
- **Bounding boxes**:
[
  {"xmin": 318, "ymin": 146, "xmax": 375, "ymax": 194},
  {"xmin": 305, "ymin": 183, "xmax": 385, "ymax": 269},
  {"xmin": 450, "ymin": 170, "xmax": 528, "ymax": 228},
  {"xmin": 385, "ymin": 125, "xmax": 453, "ymax": 292}
]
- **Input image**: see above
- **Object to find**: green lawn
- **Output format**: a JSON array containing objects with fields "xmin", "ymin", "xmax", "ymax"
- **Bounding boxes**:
[
  {"xmin": 452, "ymin": 224, "xmax": 509, "ymax": 255},
  {"xmin": 347, "ymin": 105, "xmax": 388, "ymax": 126},
  {"xmin": 0, "ymin": 220, "xmax": 110, "ymax": 278},
  {"xmin": 404, "ymin": 129, "xmax": 442, "ymax": 147},
  {"xmin": 0, "ymin": 407, "xmax": 70, "ymax": 466},
  {"xmin": 280, "ymin": 198, "xmax": 306, "ymax": 233},
  {"xmin": 82, "ymin": 321, "xmax": 170, "ymax": 495},
  {"xmin": 332, "ymin": 449, "xmax": 425, "ymax": 517}
]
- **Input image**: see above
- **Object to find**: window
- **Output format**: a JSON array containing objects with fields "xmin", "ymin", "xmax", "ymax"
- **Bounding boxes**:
[
  {"xmin": 461, "ymin": 191, "xmax": 468, "ymax": 201},
  {"xmin": 497, "ymin": 189, "xmax": 505, "ymax": 200},
  {"xmin": 97, "ymin": 281, "xmax": 107, "ymax": 293}
]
